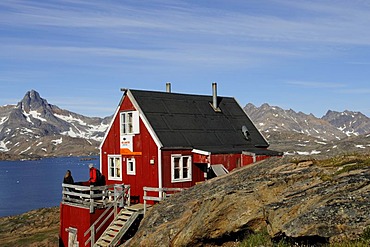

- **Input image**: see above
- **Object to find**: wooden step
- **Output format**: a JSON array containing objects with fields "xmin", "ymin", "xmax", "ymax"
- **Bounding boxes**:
[
  {"xmin": 105, "ymin": 230, "xmax": 119, "ymax": 237},
  {"xmin": 118, "ymin": 214, "xmax": 130, "ymax": 221},
  {"xmin": 109, "ymin": 225, "xmax": 122, "ymax": 231},
  {"xmin": 101, "ymin": 235, "xmax": 114, "ymax": 242},
  {"xmin": 121, "ymin": 210, "xmax": 134, "ymax": 216},
  {"xmin": 114, "ymin": 220, "xmax": 126, "ymax": 226},
  {"xmin": 95, "ymin": 239, "xmax": 109, "ymax": 247}
]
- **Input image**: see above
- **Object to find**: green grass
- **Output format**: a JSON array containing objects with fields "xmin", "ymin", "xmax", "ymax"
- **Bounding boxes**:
[
  {"xmin": 313, "ymin": 154, "xmax": 370, "ymax": 169},
  {"xmin": 0, "ymin": 229, "xmax": 58, "ymax": 247},
  {"xmin": 295, "ymin": 153, "xmax": 370, "ymax": 181},
  {"xmin": 238, "ymin": 227, "xmax": 370, "ymax": 247},
  {"xmin": 328, "ymin": 241, "xmax": 369, "ymax": 247},
  {"xmin": 238, "ymin": 230, "xmax": 289, "ymax": 247}
]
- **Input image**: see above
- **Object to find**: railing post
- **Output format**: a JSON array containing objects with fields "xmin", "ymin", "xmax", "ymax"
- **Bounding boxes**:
[
  {"xmin": 90, "ymin": 224, "xmax": 95, "ymax": 247},
  {"xmin": 113, "ymin": 185, "xmax": 118, "ymax": 218},
  {"xmin": 102, "ymin": 185, "xmax": 107, "ymax": 206},
  {"xmin": 120, "ymin": 184, "xmax": 124, "ymax": 207},
  {"xmin": 159, "ymin": 187, "xmax": 163, "ymax": 201},
  {"xmin": 61, "ymin": 183, "xmax": 65, "ymax": 201},
  {"xmin": 127, "ymin": 186, "xmax": 131, "ymax": 207},
  {"xmin": 90, "ymin": 185, "xmax": 94, "ymax": 213},
  {"xmin": 143, "ymin": 188, "xmax": 147, "ymax": 215}
]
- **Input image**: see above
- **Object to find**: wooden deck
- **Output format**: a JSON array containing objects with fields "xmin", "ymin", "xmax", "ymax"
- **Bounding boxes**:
[{"xmin": 61, "ymin": 183, "xmax": 130, "ymax": 213}]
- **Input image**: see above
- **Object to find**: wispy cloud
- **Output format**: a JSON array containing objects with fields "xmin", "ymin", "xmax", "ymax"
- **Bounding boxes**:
[
  {"xmin": 347, "ymin": 61, "xmax": 370, "ymax": 66},
  {"xmin": 2, "ymin": 0, "xmax": 370, "ymax": 51},
  {"xmin": 1, "ymin": 0, "xmax": 369, "ymax": 73},
  {"xmin": 285, "ymin": 80, "xmax": 347, "ymax": 89},
  {"xmin": 0, "ymin": 0, "xmax": 369, "ymax": 117},
  {"xmin": 338, "ymin": 88, "xmax": 370, "ymax": 94}
]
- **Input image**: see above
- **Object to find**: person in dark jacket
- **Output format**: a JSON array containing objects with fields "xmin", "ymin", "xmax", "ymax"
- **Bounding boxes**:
[
  {"xmin": 63, "ymin": 170, "xmax": 76, "ymax": 199},
  {"xmin": 63, "ymin": 170, "xmax": 74, "ymax": 184}
]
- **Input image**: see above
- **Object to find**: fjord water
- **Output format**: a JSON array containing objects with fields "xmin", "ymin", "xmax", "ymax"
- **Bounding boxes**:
[{"xmin": 0, "ymin": 156, "xmax": 99, "ymax": 217}]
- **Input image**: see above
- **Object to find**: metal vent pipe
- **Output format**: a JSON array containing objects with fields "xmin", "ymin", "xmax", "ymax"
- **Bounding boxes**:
[
  {"xmin": 212, "ymin": 82, "xmax": 218, "ymax": 109},
  {"xmin": 166, "ymin": 82, "xmax": 171, "ymax": 93}
]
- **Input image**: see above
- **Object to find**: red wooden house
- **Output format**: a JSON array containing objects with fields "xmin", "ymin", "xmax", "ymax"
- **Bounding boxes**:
[
  {"xmin": 59, "ymin": 84, "xmax": 282, "ymax": 247},
  {"xmin": 100, "ymin": 83, "xmax": 282, "ymax": 202}
]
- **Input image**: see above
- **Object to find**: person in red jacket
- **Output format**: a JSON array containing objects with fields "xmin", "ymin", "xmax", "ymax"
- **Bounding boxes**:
[{"xmin": 88, "ymin": 164, "xmax": 98, "ymax": 185}]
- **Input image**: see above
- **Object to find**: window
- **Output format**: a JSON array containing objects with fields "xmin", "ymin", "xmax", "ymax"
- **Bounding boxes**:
[
  {"xmin": 171, "ymin": 155, "xmax": 192, "ymax": 182},
  {"xmin": 120, "ymin": 111, "xmax": 139, "ymax": 135},
  {"xmin": 108, "ymin": 155, "xmax": 122, "ymax": 180},
  {"xmin": 127, "ymin": 157, "xmax": 136, "ymax": 175}
]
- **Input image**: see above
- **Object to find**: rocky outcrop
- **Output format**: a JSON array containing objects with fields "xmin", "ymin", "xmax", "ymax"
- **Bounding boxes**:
[{"xmin": 126, "ymin": 156, "xmax": 370, "ymax": 246}]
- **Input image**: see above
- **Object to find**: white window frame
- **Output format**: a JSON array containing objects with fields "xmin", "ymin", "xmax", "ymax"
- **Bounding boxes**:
[
  {"xmin": 126, "ymin": 157, "xmax": 136, "ymax": 175},
  {"xmin": 108, "ymin": 155, "xmax": 122, "ymax": 181},
  {"xmin": 171, "ymin": 154, "xmax": 192, "ymax": 183},
  {"xmin": 120, "ymin": 111, "xmax": 139, "ymax": 135}
]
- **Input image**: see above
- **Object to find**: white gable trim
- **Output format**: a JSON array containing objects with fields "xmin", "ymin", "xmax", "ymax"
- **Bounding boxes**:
[
  {"xmin": 158, "ymin": 146, "xmax": 162, "ymax": 199},
  {"xmin": 126, "ymin": 90, "xmax": 163, "ymax": 148}
]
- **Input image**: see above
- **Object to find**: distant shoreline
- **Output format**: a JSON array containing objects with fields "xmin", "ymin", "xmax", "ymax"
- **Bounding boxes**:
[{"xmin": 0, "ymin": 153, "xmax": 99, "ymax": 161}]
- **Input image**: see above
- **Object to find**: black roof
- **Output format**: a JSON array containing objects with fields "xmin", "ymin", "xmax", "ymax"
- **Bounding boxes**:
[{"xmin": 129, "ymin": 89, "xmax": 281, "ymax": 155}]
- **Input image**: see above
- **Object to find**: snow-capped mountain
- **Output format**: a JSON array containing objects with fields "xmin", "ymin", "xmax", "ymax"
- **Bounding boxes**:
[
  {"xmin": 244, "ymin": 103, "xmax": 370, "ymax": 156},
  {"xmin": 1, "ymin": 90, "xmax": 369, "ymax": 159},
  {"xmin": 0, "ymin": 90, "xmax": 111, "ymax": 159},
  {"xmin": 322, "ymin": 110, "xmax": 370, "ymax": 137},
  {"xmin": 244, "ymin": 103, "xmax": 348, "ymax": 141}
]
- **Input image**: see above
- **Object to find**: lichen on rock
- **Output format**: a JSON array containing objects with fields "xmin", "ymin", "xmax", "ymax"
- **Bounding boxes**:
[{"xmin": 126, "ymin": 156, "xmax": 370, "ymax": 246}]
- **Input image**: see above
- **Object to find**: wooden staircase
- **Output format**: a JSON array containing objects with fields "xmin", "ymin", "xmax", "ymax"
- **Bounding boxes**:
[{"xmin": 94, "ymin": 204, "xmax": 145, "ymax": 247}]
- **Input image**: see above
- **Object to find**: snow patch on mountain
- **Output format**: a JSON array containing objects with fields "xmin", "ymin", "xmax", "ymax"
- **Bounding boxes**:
[
  {"xmin": 52, "ymin": 137, "xmax": 63, "ymax": 145},
  {"xmin": 0, "ymin": 117, "xmax": 8, "ymax": 125},
  {"xmin": 285, "ymin": 150, "xmax": 322, "ymax": 155},
  {"xmin": 0, "ymin": 141, "xmax": 9, "ymax": 151},
  {"xmin": 355, "ymin": 145, "xmax": 365, "ymax": 149},
  {"xmin": 20, "ymin": 146, "xmax": 31, "ymax": 154},
  {"xmin": 24, "ymin": 110, "xmax": 47, "ymax": 123},
  {"xmin": 55, "ymin": 113, "xmax": 87, "ymax": 126}
]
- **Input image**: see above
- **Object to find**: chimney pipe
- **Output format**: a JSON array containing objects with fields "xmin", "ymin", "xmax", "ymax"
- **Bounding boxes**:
[
  {"xmin": 166, "ymin": 82, "xmax": 171, "ymax": 93},
  {"xmin": 212, "ymin": 82, "xmax": 218, "ymax": 109}
]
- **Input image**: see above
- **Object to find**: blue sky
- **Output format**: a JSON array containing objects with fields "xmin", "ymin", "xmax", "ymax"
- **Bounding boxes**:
[{"xmin": 0, "ymin": 0, "xmax": 369, "ymax": 117}]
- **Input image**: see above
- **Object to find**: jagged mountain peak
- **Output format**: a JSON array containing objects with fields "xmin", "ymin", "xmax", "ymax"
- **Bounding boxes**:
[
  {"xmin": 260, "ymin": 103, "xmax": 271, "ymax": 108},
  {"xmin": 322, "ymin": 109, "xmax": 370, "ymax": 136},
  {"xmin": 17, "ymin": 89, "xmax": 51, "ymax": 113}
]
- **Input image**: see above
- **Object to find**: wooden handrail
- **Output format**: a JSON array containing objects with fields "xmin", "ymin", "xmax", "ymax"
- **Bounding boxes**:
[
  {"xmin": 143, "ymin": 187, "xmax": 184, "ymax": 215},
  {"xmin": 82, "ymin": 184, "xmax": 130, "ymax": 247}
]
